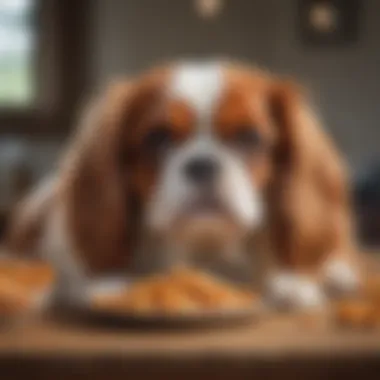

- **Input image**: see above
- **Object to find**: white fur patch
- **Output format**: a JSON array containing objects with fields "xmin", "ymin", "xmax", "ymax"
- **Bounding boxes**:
[
  {"xmin": 170, "ymin": 62, "xmax": 223, "ymax": 127},
  {"xmin": 42, "ymin": 204, "xmax": 87, "ymax": 305},
  {"xmin": 266, "ymin": 272, "xmax": 326, "ymax": 310},
  {"xmin": 147, "ymin": 136, "xmax": 263, "ymax": 231},
  {"xmin": 219, "ymin": 146, "xmax": 263, "ymax": 228},
  {"xmin": 323, "ymin": 258, "xmax": 360, "ymax": 296}
]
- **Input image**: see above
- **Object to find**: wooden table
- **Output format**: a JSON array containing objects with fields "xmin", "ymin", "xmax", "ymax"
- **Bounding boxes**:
[
  {"xmin": 1, "ymin": 251, "xmax": 380, "ymax": 379},
  {"xmin": 1, "ymin": 311, "xmax": 380, "ymax": 380}
]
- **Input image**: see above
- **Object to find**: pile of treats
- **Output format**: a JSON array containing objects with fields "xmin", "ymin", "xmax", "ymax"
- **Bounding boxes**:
[
  {"xmin": 94, "ymin": 268, "xmax": 256, "ymax": 314},
  {"xmin": 335, "ymin": 275, "xmax": 380, "ymax": 329},
  {"xmin": 0, "ymin": 259, "xmax": 54, "ymax": 316}
]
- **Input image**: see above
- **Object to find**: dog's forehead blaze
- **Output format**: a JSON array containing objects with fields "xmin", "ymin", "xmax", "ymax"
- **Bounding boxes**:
[{"xmin": 129, "ymin": 65, "xmax": 273, "ymax": 141}]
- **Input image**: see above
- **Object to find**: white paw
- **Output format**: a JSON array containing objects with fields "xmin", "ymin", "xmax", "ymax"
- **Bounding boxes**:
[
  {"xmin": 49, "ymin": 273, "xmax": 89, "ymax": 308},
  {"xmin": 266, "ymin": 272, "xmax": 326, "ymax": 310},
  {"xmin": 323, "ymin": 259, "xmax": 360, "ymax": 297}
]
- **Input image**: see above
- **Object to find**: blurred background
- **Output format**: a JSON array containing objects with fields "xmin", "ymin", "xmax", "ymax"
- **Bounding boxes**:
[{"xmin": 0, "ymin": 0, "xmax": 379, "ymax": 246}]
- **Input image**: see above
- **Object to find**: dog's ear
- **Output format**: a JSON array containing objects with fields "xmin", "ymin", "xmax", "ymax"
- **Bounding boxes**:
[
  {"xmin": 60, "ymin": 81, "xmax": 136, "ymax": 273},
  {"xmin": 268, "ymin": 80, "xmax": 355, "ymax": 271}
]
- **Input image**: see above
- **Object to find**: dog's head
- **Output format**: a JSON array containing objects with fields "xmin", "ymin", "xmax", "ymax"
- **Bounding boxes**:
[
  {"xmin": 62, "ymin": 61, "xmax": 349, "ymax": 272},
  {"xmin": 137, "ymin": 63, "xmax": 271, "ymax": 243}
]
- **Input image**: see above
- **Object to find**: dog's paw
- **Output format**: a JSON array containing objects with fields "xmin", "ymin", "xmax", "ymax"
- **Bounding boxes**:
[
  {"xmin": 266, "ymin": 272, "xmax": 326, "ymax": 310},
  {"xmin": 322, "ymin": 258, "xmax": 360, "ymax": 297}
]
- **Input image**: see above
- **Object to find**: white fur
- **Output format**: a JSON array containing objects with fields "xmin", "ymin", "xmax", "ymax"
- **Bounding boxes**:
[
  {"xmin": 322, "ymin": 258, "xmax": 360, "ymax": 295},
  {"xmin": 8, "ymin": 175, "xmax": 87, "ymax": 304},
  {"xmin": 147, "ymin": 62, "xmax": 263, "ymax": 234},
  {"xmin": 170, "ymin": 62, "xmax": 223, "ymax": 128},
  {"xmin": 266, "ymin": 272, "xmax": 326, "ymax": 309},
  {"xmin": 41, "ymin": 203, "xmax": 87, "ymax": 305}
]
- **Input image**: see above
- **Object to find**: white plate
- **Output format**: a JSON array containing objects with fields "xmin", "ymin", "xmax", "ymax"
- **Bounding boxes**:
[{"xmin": 77, "ymin": 277, "xmax": 265, "ymax": 328}]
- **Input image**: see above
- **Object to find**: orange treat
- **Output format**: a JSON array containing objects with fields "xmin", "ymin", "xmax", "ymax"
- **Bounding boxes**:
[
  {"xmin": 94, "ymin": 268, "xmax": 256, "ymax": 315},
  {"xmin": 0, "ymin": 259, "xmax": 55, "ymax": 317}
]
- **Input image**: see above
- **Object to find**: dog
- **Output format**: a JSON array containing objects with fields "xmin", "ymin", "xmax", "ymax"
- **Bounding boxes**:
[{"xmin": 4, "ymin": 60, "xmax": 361, "ymax": 308}]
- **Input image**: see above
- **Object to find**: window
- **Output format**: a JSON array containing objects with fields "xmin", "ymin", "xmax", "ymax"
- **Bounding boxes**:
[
  {"xmin": 0, "ymin": 0, "xmax": 88, "ymax": 135},
  {"xmin": 0, "ymin": 0, "xmax": 35, "ymax": 108}
]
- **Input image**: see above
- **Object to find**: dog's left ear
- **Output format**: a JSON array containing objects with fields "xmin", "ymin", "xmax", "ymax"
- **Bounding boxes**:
[
  {"xmin": 59, "ymin": 81, "xmax": 136, "ymax": 273},
  {"xmin": 267, "ymin": 79, "xmax": 356, "ymax": 271}
]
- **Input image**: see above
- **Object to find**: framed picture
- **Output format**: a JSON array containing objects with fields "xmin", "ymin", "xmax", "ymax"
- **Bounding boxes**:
[{"xmin": 298, "ymin": 0, "xmax": 361, "ymax": 46}]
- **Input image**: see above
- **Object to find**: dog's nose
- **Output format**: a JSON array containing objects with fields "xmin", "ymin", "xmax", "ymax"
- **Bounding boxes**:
[{"xmin": 184, "ymin": 156, "xmax": 220, "ymax": 184}]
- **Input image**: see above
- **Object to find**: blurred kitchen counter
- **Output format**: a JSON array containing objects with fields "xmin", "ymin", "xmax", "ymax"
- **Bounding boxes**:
[{"xmin": 0, "ymin": 311, "xmax": 380, "ymax": 380}]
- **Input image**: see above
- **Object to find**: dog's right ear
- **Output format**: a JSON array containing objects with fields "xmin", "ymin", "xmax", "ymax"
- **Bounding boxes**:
[{"xmin": 59, "ymin": 81, "xmax": 136, "ymax": 273}]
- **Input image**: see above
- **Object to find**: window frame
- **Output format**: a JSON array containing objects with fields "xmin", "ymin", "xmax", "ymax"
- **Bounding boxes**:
[{"xmin": 0, "ymin": 0, "xmax": 89, "ymax": 136}]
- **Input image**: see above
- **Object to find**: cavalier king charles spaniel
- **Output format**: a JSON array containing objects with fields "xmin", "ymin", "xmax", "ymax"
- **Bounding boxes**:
[{"xmin": 4, "ymin": 61, "xmax": 361, "ymax": 308}]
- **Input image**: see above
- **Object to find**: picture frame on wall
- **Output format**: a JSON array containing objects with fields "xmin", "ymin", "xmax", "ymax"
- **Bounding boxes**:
[{"xmin": 298, "ymin": 0, "xmax": 361, "ymax": 46}]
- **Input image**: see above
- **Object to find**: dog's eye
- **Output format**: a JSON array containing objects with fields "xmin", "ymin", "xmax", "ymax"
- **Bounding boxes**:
[
  {"xmin": 232, "ymin": 127, "xmax": 262, "ymax": 150},
  {"xmin": 144, "ymin": 126, "xmax": 174, "ymax": 150}
]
